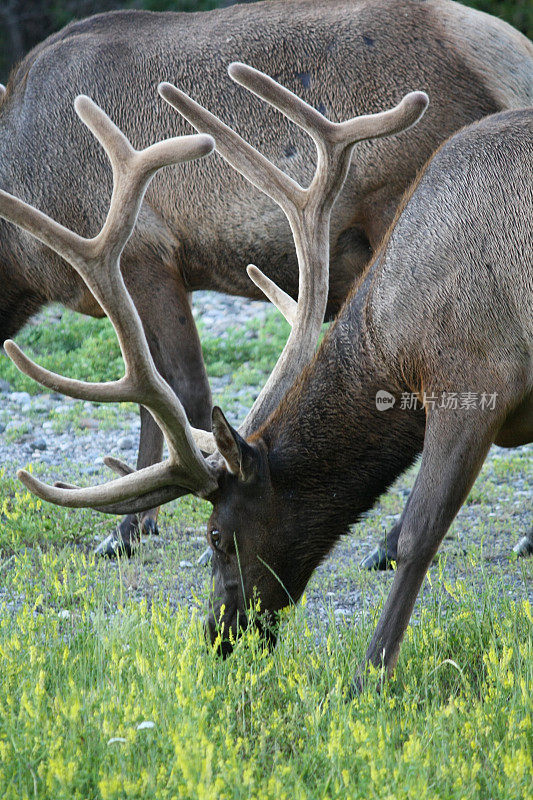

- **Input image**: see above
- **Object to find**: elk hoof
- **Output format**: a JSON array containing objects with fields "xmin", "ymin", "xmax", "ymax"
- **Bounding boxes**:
[
  {"xmin": 348, "ymin": 675, "xmax": 364, "ymax": 699},
  {"xmin": 197, "ymin": 547, "xmax": 212, "ymax": 566},
  {"xmin": 513, "ymin": 534, "xmax": 533, "ymax": 558},
  {"xmin": 94, "ymin": 516, "xmax": 159, "ymax": 558},
  {"xmin": 346, "ymin": 668, "xmax": 370, "ymax": 699},
  {"xmin": 94, "ymin": 533, "xmax": 135, "ymax": 558},
  {"xmin": 140, "ymin": 517, "xmax": 159, "ymax": 538},
  {"xmin": 360, "ymin": 544, "xmax": 395, "ymax": 570}
]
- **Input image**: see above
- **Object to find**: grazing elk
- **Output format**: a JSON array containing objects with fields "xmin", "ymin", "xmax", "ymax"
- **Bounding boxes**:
[
  {"xmin": 1, "ymin": 63, "xmax": 531, "ymax": 687},
  {"xmin": 1, "ymin": 0, "xmax": 532, "ymax": 558}
]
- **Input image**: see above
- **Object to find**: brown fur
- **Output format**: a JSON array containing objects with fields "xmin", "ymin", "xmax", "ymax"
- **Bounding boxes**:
[
  {"xmin": 206, "ymin": 110, "xmax": 533, "ymax": 683},
  {"xmin": 1, "ymin": 0, "xmax": 532, "ymax": 545}
]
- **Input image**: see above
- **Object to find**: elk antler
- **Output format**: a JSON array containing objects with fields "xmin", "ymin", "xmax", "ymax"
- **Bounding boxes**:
[
  {"xmin": 1, "ymin": 96, "xmax": 219, "ymax": 508},
  {"xmin": 2, "ymin": 69, "xmax": 427, "ymax": 516},
  {"xmin": 160, "ymin": 64, "xmax": 428, "ymax": 437}
]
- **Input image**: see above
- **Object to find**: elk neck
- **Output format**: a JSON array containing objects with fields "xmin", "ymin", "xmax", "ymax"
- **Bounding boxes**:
[{"xmin": 254, "ymin": 266, "xmax": 426, "ymax": 579}]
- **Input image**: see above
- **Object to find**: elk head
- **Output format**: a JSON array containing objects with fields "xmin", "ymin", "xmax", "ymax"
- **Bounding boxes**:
[
  {"xmin": 0, "ymin": 64, "xmax": 427, "ymax": 654},
  {"xmin": 204, "ymin": 411, "xmax": 282, "ymax": 653}
]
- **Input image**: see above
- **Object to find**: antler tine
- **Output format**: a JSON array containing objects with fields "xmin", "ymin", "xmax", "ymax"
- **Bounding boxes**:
[
  {"xmin": 233, "ymin": 69, "xmax": 427, "ymax": 433},
  {"xmin": 230, "ymin": 63, "xmax": 428, "ymax": 149},
  {"xmin": 0, "ymin": 189, "xmax": 88, "ymax": 269},
  {"xmin": 103, "ymin": 456, "xmax": 135, "ymax": 477},
  {"xmin": 18, "ymin": 460, "xmax": 209, "ymax": 516},
  {"xmin": 227, "ymin": 62, "xmax": 334, "ymax": 145},
  {"xmin": 93, "ymin": 485, "xmax": 194, "ymax": 515},
  {"xmin": 46, "ymin": 474, "xmax": 193, "ymax": 514},
  {"xmin": 75, "ymin": 95, "xmax": 135, "ymax": 176},
  {"xmin": 161, "ymin": 66, "xmax": 427, "ymax": 436},
  {"xmin": 76, "ymin": 96, "xmax": 215, "ymax": 260},
  {"xmin": 246, "ymin": 264, "xmax": 297, "ymax": 325},
  {"xmin": 16, "ymin": 457, "xmax": 204, "ymax": 508},
  {"xmin": 158, "ymin": 82, "xmax": 305, "ymax": 213},
  {"xmin": 4, "ymin": 339, "xmax": 132, "ymax": 402},
  {"xmin": 1, "ymin": 96, "xmax": 219, "ymax": 508},
  {"xmin": 330, "ymin": 91, "xmax": 430, "ymax": 144}
]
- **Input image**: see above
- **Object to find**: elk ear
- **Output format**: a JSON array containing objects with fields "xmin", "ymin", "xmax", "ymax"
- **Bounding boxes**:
[{"xmin": 212, "ymin": 406, "xmax": 257, "ymax": 481}]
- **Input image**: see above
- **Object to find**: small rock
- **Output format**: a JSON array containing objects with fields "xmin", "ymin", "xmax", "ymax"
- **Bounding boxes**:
[
  {"xmin": 179, "ymin": 560, "xmax": 193, "ymax": 568},
  {"xmin": 197, "ymin": 549, "xmax": 212, "ymax": 567},
  {"xmin": 31, "ymin": 439, "xmax": 47, "ymax": 451},
  {"xmin": 32, "ymin": 403, "xmax": 50, "ymax": 414},
  {"xmin": 78, "ymin": 418, "xmax": 99, "ymax": 430},
  {"xmin": 136, "ymin": 720, "xmax": 155, "ymax": 730},
  {"xmin": 10, "ymin": 391, "xmax": 31, "ymax": 405},
  {"xmin": 83, "ymin": 465, "xmax": 101, "ymax": 475},
  {"xmin": 117, "ymin": 436, "xmax": 134, "ymax": 451}
]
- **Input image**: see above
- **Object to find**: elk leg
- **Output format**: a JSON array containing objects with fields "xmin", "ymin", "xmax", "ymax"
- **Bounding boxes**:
[
  {"xmin": 0, "ymin": 286, "xmax": 45, "ymax": 345},
  {"xmin": 360, "ymin": 521, "xmax": 401, "ymax": 570},
  {"xmin": 360, "ymin": 484, "xmax": 415, "ymax": 570},
  {"xmin": 354, "ymin": 411, "xmax": 494, "ymax": 690},
  {"xmin": 362, "ymin": 490, "xmax": 532, "ymax": 573},
  {"xmin": 113, "ymin": 405, "xmax": 164, "ymax": 551},
  {"xmin": 95, "ymin": 271, "xmax": 212, "ymax": 557}
]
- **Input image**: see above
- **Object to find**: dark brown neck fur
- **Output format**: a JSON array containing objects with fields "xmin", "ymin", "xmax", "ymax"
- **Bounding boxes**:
[{"xmin": 257, "ymin": 270, "xmax": 426, "ymax": 590}]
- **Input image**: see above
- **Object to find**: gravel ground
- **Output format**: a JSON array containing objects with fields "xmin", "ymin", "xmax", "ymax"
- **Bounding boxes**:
[
  {"xmin": 0, "ymin": 291, "xmax": 270, "ymax": 470},
  {"xmin": 0, "ymin": 291, "xmax": 531, "ymax": 629}
]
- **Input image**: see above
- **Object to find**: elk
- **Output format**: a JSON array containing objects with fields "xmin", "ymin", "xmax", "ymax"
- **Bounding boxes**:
[
  {"xmin": 1, "ymin": 0, "xmax": 532, "ymax": 560},
  {"xmin": 1, "ymin": 63, "xmax": 531, "ymax": 687}
]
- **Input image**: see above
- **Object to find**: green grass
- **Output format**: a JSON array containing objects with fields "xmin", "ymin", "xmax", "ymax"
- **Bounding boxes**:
[
  {"xmin": 0, "ymin": 310, "xmax": 125, "ymax": 395},
  {"xmin": 0, "ymin": 469, "xmax": 92, "ymax": 553},
  {"xmin": 0, "ymin": 306, "xmax": 289, "ymax": 396},
  {"xmin": 0, "ymin": 450, "xmax": 530, "ymax": 800},
  {"xmin": 0, "ymin": 464, "xmax": 213, "ymax": 556},
  {"xmin": 200, "ymin": 313, "xmax": 290, "ymax": 380},
  {"xmin": 1, "ymin": 306, "xmax": 532, "ymax": 799},
  {"xmin": 0, "ymin": 546, "xmax": 531, "ymax": 800},
  {"xmin": 0, "ymin": 303, "xmax": 289, "ymax": 555}
]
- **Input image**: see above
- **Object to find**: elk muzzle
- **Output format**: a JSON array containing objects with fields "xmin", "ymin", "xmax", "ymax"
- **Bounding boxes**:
[
  {"xmin": 206, "ymin": 602, "xmax": 246, "ymax": 658},
  {"xmin": 206, "ymin": 602, "xmax": 279, "ymax": 657}
]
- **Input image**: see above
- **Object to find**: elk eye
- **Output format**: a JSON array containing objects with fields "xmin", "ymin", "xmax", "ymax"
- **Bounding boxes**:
[{"xmin": 210, "ymin": 530, "xmax": 221, "ymax": 549}]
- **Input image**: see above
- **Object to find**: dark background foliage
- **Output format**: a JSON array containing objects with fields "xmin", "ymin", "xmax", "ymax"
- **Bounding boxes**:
[{"xmin": 0, "ymin": 0, "xmax": 531, "ymax": 85}]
